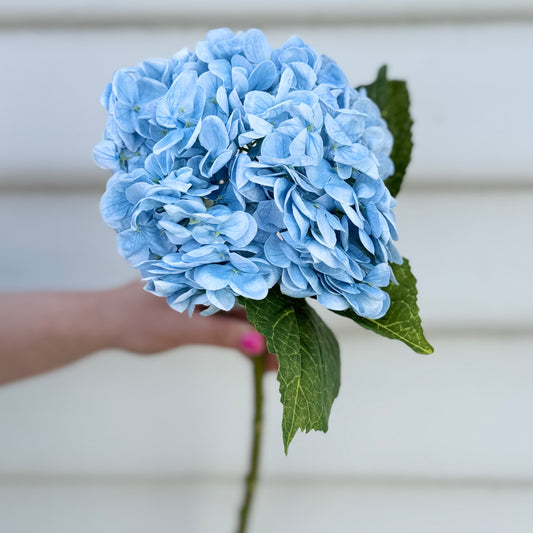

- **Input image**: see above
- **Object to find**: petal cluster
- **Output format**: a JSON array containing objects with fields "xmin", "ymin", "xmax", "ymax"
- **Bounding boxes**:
[{"xmin": 95, "ymin": 28, "xmax": 401, "ymax": 318}]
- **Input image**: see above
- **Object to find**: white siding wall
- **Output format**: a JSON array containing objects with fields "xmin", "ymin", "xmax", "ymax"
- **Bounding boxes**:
[{"xmin": 1, "ymin": 2, "xmax": 533, "ymax": 531}]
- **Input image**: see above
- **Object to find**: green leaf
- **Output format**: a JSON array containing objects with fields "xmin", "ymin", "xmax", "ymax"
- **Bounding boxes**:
[
  {"xmin": 335, "ymin": 259, "xmax": 434, "ymax": 354},
  {"xmin": 359, "ymin": 65, "xmax": 413, "ymax": 197},
  {"xmin": 240, "ymin": 288, "xmax": 340, "ymax": 454}
]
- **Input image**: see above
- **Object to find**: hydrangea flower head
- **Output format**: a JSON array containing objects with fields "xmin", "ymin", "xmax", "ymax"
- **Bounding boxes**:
[{"xmin": 95, "ymin": 28, "xmax": 401, "ymax": 319}]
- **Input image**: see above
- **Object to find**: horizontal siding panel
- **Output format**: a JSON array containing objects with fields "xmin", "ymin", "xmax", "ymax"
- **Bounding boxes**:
[
  {"xmin": 1, "ymin": 190, "xmax": 532, "ymax": 329},
  {"xmin": 2, "ymin": 0, "xmax": 533, "ymax": 23},
  {"xmin": 1, "ymin": 478, "xmax": 533, "ymax": 533},
  {"xmin": 1, "ymin": 334, "xmax": 533, "ymax": 479},
  {"xmin": 0, "ymin": 24, "xmax": 532, "ymax": 186}
]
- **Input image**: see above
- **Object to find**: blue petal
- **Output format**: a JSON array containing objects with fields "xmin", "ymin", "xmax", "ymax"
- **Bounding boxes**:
[
  {"xmin": 199, "ymin": 115, "xmax": 230, "ymax": 152},
  {"xmin": 230, "ymin": 272, "xmax": 268, "ymax": 299},
  {"xmin": 136, "ymin": 77, "xmax": 167, "ymax": 104},
  {"xmin": 117, "ymin": 229, "xmax": 149, "ymax": 265},
  {"xmin": 195, "ymin": 264, "xmax": 231, "ymax": 290},
  {"xmin": 112, "ymin": 70, "xmax": 137, "ymax": 104},
  {"xmin": 287, "ymin": 263, "xmax": 309, "ymax": 289},
  {"xmin": 244, "ymin": 29, "xmax": 272, "ymax": 63},
  {"xmin": 158, "ymin": 219, "xmax": 192, "ymax": 244},
  {"xmin": 228, "ymin": 253, "xmax": 259, "ymax": 273},
  {"xmin": 324, "ymin": 113, "xmax": 352, "ymax": 145},
  {"xmin": 315, "ymin": 210, "xmax": 337, "ymax": 248},
  {"xmin": 221, "ymin": 212, "xmax": 257, "ymax": 247},
  {"xmin": 359, "ymin": 229, "xmax": 375, "ymax": 253},
  {"xmin": 153, "ymin": 129, "xmax": 184, "ymax": 154},
  {"xmin": 289, "ymin": 129, "xmax": 323, "ymax": 166},
  {"xmin": 279, "ymin": 47, "xmax": 308, "ymax": 65},
  {"xmin": 277, "ymin": 68, "xmax": 295, "ymax": 99},
  {"xmin": 254, "ymin": 201, "xmax": 284, "ymax": 232},
  {"xmin": 248, "ymin": 115, "xmax": 274, "ymax": 136},
  {"xmin": 244, "ymin": 91, "xmax": 275, "ymax": 115},
  {"xmin": 93, "ymin": 141, "xmax": 119, "ymax": 170},
  {"xmin": 289, "ymin": 62, "xmax": 317, "ymax": 91},
  {"xmin": 324, "ymin": 179, "xmax": 356, "ymax": 205},
  {"xmin": 206, "ymin": 289, "xmax": 235, "ymax": 311},
  {"xmin": 261, "ymin": 132, "xmax": 292, "ymax": 161},
  {"xmin": 346, "ymin": 285, "xmax": 390, "ymax": 319},
  {"xmin": 264, "ymin": 235, "xmax": 291, "ymax": 268},
  {"xmin": 317, "ymin": 291, "xmax": 349, "ymax": 311},
  {"xmin": 209, "ymin": 59, "xmax": 232, "ymax": 89},
  {"xmin": 216, "ymin": 85, "xmax": 229, "ymax": 115},
  {"xmin": 365, "ymin": 263, "xmax": 392, "ymax": 287},
  {"xmin": 315, "ymin": 55, "xmax": 349, "ymax": 87},
  {"xmin": 248, "ymin": 61, "xmax": 278, "ymax": 91}
]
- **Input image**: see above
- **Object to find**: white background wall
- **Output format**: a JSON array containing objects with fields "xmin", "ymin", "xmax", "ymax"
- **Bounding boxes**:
[{"xmin": 1, "ymin": 1, "xmax": 533, "ymax": 531}]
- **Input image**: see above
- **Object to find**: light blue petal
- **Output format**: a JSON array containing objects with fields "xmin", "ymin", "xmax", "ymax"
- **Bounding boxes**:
[
  {"xmin": 158, "ymin": 219, "xmax": 192, "ymax": 244},
  {"xmin": 153, "ymin": 129, "xmax": 184, "ymax": 154},
  {"xmin": 292, "ymin": 203, "xmax": 310, "ymax": 240},
  {"xmin": 324, "ymin": 179, "xmax": 356, "ymax": 205},
  {"xmin": 112, "ymin": 70, "xmax": 137, "ymax": 104},
  {"xmin": 232, "ymin": 69, "xmax": 249, "ymax": 97},
  {"xmin": 199, "ymin": 115, "xmax": 229, "ymax": 152},
  {"xmin": 244, "ymin": 91, "xmax": 276, "ymax": 115},
  {"xmin": 289, "ymin": 129, "xmax": 323, "ymax": 166},
  {"xmin": 353, "ymin": 156, "xmax": 380, "ymax": 181},
  {"xmin": 228, "ymin": 253, "xmax": 259, "ymax": 274},
  {"xmin": 277, "ymin": 67, "xmax": 295, "ymax": 99},
  {"xmin": 261, "ymin": 132, "xmax": 292, "ymax": 160},
  {"xmin": 221, "ymin": 212, "xmax": 257, "ymax": 247},
  {"xmin": 254, "ymin": 200, "xmax": 284, "ymax": 232},
  {"xmin": 244, "ymin": 29, "xmax": 272, "ymax": 63},
  {"xmin": 316, "ymin": 210, "xmax": 337, "ymax": 248},
  {"xmin": 248, "ymin": 115, "xmax": 274, "ymax": 136},
  {"xmin": 365, "ymin": 263, "xmax": 392, "ymax": 287},
  {"xmin": 230, "ymin": 272, "xmax": 268, "ymax": 300},
  {"xmin": 289, "ymin": 62, "xmax": 317, "ymax": 91},
  {"xmin": 317, "ymin": 291, "xmax": 349, "ymax": 311},
  {"xmin": 324, "ymin": 113, "xmax": 352, "ymax": 145},
  {"xmin": 315, "ymin": 55, "xmax": 349, "ymax": 87},
  {"xmin": 346, "ymin": 285, "xmax": 390, "ymax": 319},
  {"xmin": 209, "ymin": 59, "xmax": 232, "ymax": 89},
  {"xmin": 305, "ymin": 159, "xmax": 336, "ymax": 188},
  {"xmin": 211, "ymin": 147, "xmax": 236, "ymax": 175},
  {"xmin": 117, "ymin": 229, "xmax": 149, "ymax": 264},
  {"xmin": 359, "ymin": 229, "xmax": 375, "ymax": 253},
  {"xmin": 287, "ymin": 263, "xmax": 309, "ymax": 289},
  {"xmin": 195, "ymin": 264, "xmax": 231, "ymax": 290},
  {"xmin": 216, "ymin": 85, "xmax": 229, "ymax": 115},
  {"xmin": 264, "ymin": 235, "xmax": 291, "ymax": 268},
  {"xmin": 206, "ymin": 289, "xmax": 235, "ymax": 311},
  {"xmin": 306, "ymin": 240, "xmax": 338, "ymax": 267},
  {"xmin": 136, "ymin": 78, "xmax": 167, "ymax": 104},
  {"xmin": 93, "ymin": 141, "xmax": 119, "ymax": 170},
  {"xmin": 334, "ymin": 143, "xmax": 369, "ymax": 166},
  {"xmin": 183, "ymin": 246, "xmax": 228, "ymax": 265},
  {"xmin": 279, "ymin": 47, "xmax": 308, "ymax": 65},
  {"xmin": 248, "ymin": 61, "xmax": 278, "ymax": 91}
]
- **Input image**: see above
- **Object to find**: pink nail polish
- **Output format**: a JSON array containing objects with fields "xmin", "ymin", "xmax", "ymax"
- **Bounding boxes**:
[{"xmin": 240, "ymin": 331, "xmax": 265, "ymax": 355}]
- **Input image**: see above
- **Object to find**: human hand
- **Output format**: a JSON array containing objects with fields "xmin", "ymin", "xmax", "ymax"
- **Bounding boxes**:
[{"xmin": 104, "ymin": 282, "xmax": 278, "ymax": 371}]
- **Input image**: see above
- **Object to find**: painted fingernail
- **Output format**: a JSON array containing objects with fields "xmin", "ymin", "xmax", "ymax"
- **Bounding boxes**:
[{"xmin": 239, "ymin": 331, "xmax": 265, "ymax": 355}]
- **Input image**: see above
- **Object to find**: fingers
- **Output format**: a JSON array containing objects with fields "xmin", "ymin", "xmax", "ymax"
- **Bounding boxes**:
[
  {"xmin": 264, "ymin": 352, "xmax": 279, "ymax": 372},
  {"xmin": 191, "ymin": 314, "xmax": 278, "ymax": 372}
]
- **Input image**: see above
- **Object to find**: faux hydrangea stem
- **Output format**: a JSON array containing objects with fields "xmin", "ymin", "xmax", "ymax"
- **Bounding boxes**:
[{"xmin": 236, "ymin": 354, "xmax": 266, "ymax": 533}]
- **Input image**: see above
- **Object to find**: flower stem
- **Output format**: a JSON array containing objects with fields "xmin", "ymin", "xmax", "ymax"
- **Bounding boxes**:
[{"xmin": 236, "ymin": 354, "xmax": 266, "ymax": 533}]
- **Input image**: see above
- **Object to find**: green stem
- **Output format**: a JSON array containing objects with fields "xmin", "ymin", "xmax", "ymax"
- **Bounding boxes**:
[{"xmin": 236, "ymin": 354, "xmax": 265, "ymax": 533}]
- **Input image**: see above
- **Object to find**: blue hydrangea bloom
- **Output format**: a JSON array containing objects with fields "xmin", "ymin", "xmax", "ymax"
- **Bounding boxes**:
[{"xmin": 95, "ymin": 28, "xmax": 401, "ymax": 318}]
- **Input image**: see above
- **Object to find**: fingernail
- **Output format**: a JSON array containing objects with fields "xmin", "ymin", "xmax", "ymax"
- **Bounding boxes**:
[{"xmin": 239, "ymin": 331, "xmax": 266, "ymax": 355}]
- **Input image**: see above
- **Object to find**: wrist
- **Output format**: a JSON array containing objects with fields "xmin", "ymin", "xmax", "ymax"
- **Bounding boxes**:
[{"xmin": 79, "ymin": 289, "xmax": 123, "ymax": 352}]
